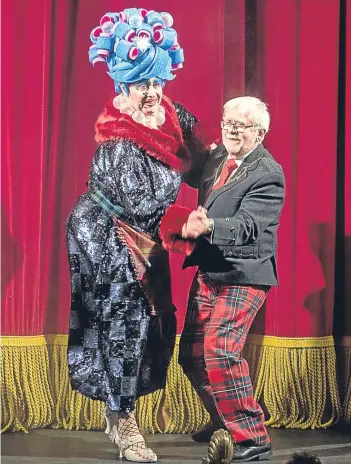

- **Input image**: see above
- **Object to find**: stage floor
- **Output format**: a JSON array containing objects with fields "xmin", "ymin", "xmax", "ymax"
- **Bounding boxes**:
[{"xmin": 2, "ymin": 427, "xmax": 351, "ymax": 463}]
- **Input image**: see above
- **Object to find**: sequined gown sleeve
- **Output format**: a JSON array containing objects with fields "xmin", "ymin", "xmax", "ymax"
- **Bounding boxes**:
[{"xmin": 66, "ymin": 104, "xmax": 201, "ymax": 412}]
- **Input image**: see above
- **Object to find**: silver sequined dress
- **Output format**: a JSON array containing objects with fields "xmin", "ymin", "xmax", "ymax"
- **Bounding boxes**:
[{"xmin": 66, "ymin": 102, "xmax": 202, "ymax": 412}]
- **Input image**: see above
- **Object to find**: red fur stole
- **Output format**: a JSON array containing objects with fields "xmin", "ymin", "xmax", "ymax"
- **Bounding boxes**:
[{"xmin": 95, "ymin": 95, "xmax": 189, "ymax": 173}]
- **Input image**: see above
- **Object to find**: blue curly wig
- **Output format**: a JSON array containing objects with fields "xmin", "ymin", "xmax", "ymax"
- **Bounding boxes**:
[{"xmin": 88, "ymin": 8, "xmax": 185, "ymax": 93}]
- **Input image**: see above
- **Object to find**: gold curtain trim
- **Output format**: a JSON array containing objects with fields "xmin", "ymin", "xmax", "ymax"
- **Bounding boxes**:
[
  {"xmin": 246, "ymin": 334, "xmax": 335, "ymax": 348},
  {"xmin": 339, "ymin": 344, "xmax": 351, "ymax": 423},
  {"xmin": 1, "ymin": 334, "xmax": 68, "ymax": 347},
  {"xmin": 2, "ymin": 334, "xmax": 351, "ymax": 348},
  {"xmin": 0, "ymin": 336, "xmax": 208, "ymax": 433},
  {"xmin": 1, "ymin": 334, "xmax": 349, "ymax": 432}
]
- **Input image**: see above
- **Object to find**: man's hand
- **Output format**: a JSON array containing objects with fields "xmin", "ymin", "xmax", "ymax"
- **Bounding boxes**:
[{"xmin": 182, "ymin": 206, "xmax": 209, "ymax": 239}]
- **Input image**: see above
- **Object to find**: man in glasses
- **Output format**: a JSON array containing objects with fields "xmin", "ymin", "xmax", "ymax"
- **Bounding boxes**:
[{"xmin": 178, "ymin": 96, "xmax": 285, "ymax": 461}]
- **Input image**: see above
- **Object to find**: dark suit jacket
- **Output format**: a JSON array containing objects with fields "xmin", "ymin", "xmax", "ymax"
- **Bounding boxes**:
[{"xmin": 183, "ymin": 143, "xmax": 285, "ymax": 286}]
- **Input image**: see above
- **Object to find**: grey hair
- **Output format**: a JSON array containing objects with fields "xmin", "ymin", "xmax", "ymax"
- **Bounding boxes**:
[{"xmin": 223, "ymin": 96, "xmax": 270, "ymax": 132}]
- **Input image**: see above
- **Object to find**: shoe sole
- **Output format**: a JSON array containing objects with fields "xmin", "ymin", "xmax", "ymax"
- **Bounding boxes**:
[
  {"xmin": 192, "ymin": 437, "xmax": 212, "ymax": 444},
  {"xmin": 238, "ymin": 450, "xmax": 273, "ymax": 461},
  {"xmin": 202, "ymin": 450, "xmax": 272, "ymax": 463}
]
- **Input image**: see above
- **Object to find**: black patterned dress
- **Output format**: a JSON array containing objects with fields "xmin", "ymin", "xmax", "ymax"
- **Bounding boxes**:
[{"xmin": 66, "ymin": 102, "xmax": 203, "ymax": 412}]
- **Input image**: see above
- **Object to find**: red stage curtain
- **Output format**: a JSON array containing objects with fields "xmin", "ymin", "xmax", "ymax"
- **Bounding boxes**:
[
  {"xmin": 1, "ymin": 0, "xmax": 350, "ymax": 432},
  {"xmin": 1, "ymin": 0, "xmax": 225, "ymax": 432},
  {"xmin": 1, "ymin": 0, "xmax": 224, "ymax": 337},
  {"xmin": 241, "ymin": 0, "xmax": 339, "ymax": 337}
]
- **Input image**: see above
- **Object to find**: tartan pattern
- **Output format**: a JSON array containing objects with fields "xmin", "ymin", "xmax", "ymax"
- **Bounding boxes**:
[
  {"xmin": 90, "ymin": 188, "xmax": 125, "ymax": 217},
  {"xmin": 179, "ymin": 273, "xmax": 270, "ymax": 445},
  {"xmin": 116, "ymin": 219, "xmax": 176, "ymax": 316}
]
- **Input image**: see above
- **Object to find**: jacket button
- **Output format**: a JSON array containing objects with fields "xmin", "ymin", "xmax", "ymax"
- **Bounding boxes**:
[
  {"xmin": 230, "ymin": 227, "xmax": 234, "ymax": 231},
  {"xmin": 228, "ymin": 251, "xmax": 233, "ymax": 256},
  {"xmin": 239, "ymin": 254, "xmax": 243, "ymax": 257}
]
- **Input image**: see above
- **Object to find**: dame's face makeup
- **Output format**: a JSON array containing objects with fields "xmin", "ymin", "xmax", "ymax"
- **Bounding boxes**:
[{"xmin": 128, "ymin": 78, "xmax": 164, "ymax": 116}]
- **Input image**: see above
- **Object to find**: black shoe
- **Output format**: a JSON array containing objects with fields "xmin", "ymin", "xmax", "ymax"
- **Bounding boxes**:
[
  {"xmin": 232, "ymin": 443, "xmax": 272, "ymax": 461},
  {"xmin": 191, "ymin": 422, "xmax": 222, "ymax": 443}
]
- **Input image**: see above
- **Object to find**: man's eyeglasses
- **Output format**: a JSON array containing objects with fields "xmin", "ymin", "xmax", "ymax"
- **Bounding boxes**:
[{"xmin": 221, "ymin": 121, "xmax": 255, "ymax": 132}]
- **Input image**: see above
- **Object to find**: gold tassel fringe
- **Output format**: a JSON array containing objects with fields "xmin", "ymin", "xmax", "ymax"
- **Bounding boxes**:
[
  {"xmin": 244, "ymin": 335, "xmax": 342, "ymax": 429},
  {"xmin": 338, "ymin": 337, "xmax": 351, "ymax": 423},
  {"xmin": 0, "ymin": 335, "xmax": 208, "ymax": 433},
  {"xmin": 0, "ymin": 334, "xmax": 347, "ymax": 432},
  {"xmin": 1, "ymin": 336, "xmax": 105, "ymax": 433}
]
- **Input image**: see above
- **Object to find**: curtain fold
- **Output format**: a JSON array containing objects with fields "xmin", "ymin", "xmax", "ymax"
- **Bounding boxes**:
[{"xmin": 245, "ymin": 0, "xmax": 339, "ymax": 338}]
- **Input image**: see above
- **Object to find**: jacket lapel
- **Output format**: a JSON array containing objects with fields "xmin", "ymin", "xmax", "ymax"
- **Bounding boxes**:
[
  {"xmin": 198, "ymin": 144, "xmax": 228, "ymax": 205},
  {"xmin": 204, "ymin": 144, "xmax": 269, "ymax": 209}
]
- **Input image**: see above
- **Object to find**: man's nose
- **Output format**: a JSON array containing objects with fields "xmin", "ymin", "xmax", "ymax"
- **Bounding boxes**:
[
  {"xmin": 228, "ymin": 125, "xmax": 239, "ymax": 134},
  {"xmin": 147, "ymin": 86, "xmax": 157, "ymax": 96}
]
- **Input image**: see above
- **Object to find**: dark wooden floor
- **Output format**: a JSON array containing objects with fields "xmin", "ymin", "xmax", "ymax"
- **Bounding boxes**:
[{"xmin": 2, "ymin": 427, "xmax": 351, "ymax": 463}]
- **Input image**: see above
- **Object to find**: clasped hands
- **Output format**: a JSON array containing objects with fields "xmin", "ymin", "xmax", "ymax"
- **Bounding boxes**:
[{"xmin": 181, "ymin": 206, "xmax": 209, "ymax": 240}]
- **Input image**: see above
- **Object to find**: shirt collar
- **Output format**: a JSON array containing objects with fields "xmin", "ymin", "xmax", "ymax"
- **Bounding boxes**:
[{"xmin": 228, "ymin": 145, "xmax": 258, "ymax": 166}]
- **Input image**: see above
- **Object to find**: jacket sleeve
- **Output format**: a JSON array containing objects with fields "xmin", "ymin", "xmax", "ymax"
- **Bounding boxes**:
[
  {"xmin": 173, "ymin": 101, "xmax": 220, "ymax": 188},
  {"xmin": 210, "ymin": 172, "xmax": 285, "ymax": 246}
]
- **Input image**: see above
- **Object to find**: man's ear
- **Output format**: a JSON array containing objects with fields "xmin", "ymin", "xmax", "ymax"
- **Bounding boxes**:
[{"xmin": 257, "ymin": 128, "xmax": 266, "ymax": 143}]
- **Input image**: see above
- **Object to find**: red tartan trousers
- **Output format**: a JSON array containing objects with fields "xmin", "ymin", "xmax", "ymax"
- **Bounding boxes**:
[{"xmin": 179, "ymin": 272, "xmax": 270, "ymax": 446}]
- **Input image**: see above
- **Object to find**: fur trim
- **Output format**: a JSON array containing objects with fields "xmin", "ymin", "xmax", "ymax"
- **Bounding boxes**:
[
  {"xmin": 167, "ymin": 236, "xmax": 196, "ymax": 255},
  {"xmin": 159, "ymin": 204, "xmax": 195, "ymax": 255},
  {"xmin": 160, "ymin": 204, "xmax": 192, "ymax": 238},
  {"xmin": 95, "ymin": 95, "xmax": 190, "ymax": 173}
]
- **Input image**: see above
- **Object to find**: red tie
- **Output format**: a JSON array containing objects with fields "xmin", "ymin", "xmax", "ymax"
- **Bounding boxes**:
[{"xmin": 214, "ymin": 158, "xmax": 238, "ymax": 189}]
